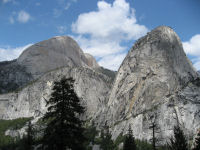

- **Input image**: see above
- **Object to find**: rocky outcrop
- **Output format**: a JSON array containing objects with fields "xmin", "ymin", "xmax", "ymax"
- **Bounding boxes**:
[
  {"xmin": 0, "ymin": 60, "xmax": 33, "ymax": 93},
  {"xmin": 17, "ymin": 36, "xmax": 90, "ymax": 78},
  {"xmin": 1, "ymin": 27, "xmax": 200, "ymax": 145},
  {"xmin": 0, "ymin": 66, "xmax": 112, "ymax": 120},
  {"xmin": 0, "ymin": 36, "xmax": 114, "ymax": 121},
  {"xmin": 0, "ymin": 36, "xmax": 108, "ymax": 94},
  {"xmin": 99, "ymin": 26, "xmax": 200, "ymax": 143},
  {"xmin": 85, "ymin": 53, "xmax": 99, "ymax": 68}
]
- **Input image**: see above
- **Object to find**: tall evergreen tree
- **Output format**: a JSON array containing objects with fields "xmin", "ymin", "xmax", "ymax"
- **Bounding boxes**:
[
  {"xmin": 123, "ymin": 125, "xmax": 136, "ymax": 150},
  {"xmin": 149, "ymin": 122, "xmax": 157, "ymax": 150},
  {"xmin": 20, "ymin": 121, "xmax": 34, "ymax": 150},
  {"xmin": 100, "ymin": 126, "xmax": 116, "ymax": 150},
  {"xmin": 149, "ymin": 113, "xmax": 160, "ymax": 150},
  {"xmin": 42, "ymin": 77, "xmax": 85, "ymax": 150},
  {"xmin": 193, "ymin": 131, "xmax": 200, "ymax": 150},
  {"xmin": 167, "ymin": 125, "xmax": 188, "ymax": 150}
]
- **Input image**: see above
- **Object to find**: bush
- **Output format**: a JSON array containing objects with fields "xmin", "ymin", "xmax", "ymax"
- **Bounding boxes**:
[{"xmin": 0, "ymin": 117, "xmax": 32, "ymax": 149}]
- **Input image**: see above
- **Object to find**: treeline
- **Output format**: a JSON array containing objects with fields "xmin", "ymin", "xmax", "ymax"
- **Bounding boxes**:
[{"xmin": 0, "ymin": 77, "xmax": 200, "ymax": 150}]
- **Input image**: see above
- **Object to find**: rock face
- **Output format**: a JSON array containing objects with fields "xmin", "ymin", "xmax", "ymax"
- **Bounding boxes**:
[
  {"xmin": 1, "ymin": 27, "xmax": 200, "ymax": 144},
  {"xmin": 100, "ymin": 26, "xmax": 200, "ymax": 143},
  {"xmin": 85, "ymin": 53, "xmax": 100, "ymax": 68},
  {"xmin": 17, "ymin": 36, "xmax": 89, "ymax": 78},
  {"xmin": 0, "ymin": 36, "xmax": 114, "ymax": 121},
  {"xmin": 0, "ymin": 60, "xmax": 33, "ymax": 93},
  {"xmin": 0, "ymin": 36, "xmax": 105, "ymax": 94},
  {"xmin": 0, "ymin": 66, "xmax": 112, "ymax": 120}
]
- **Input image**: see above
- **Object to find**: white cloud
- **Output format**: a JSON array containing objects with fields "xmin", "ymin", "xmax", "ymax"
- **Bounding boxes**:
[
  {"xmin": 2, "ymin": 0, "xmax": 11, "ymax": 3},
  {"xmin": 183, "ymin": 34, "xmax": 200, "ymax": 56},
  {"xmin": 74, "ymin": 35, "xmax": 125, "ymax": 57},
  {"xmin": 194, "ymin": 61, "xmax": 200, "ymax": 71},
  {"xmin": 17, "ymin": 10, "xmax": 31, "ymax": 23},
  {"xmin": 2, "ymin": 0, "xmax": 18, "ymax": 5},
  {"xmin": 72, "ymin": 0, "xmax": 147, "ymax": 40},
  {"xmin": 57, "ymin": 26, "xmax": 67, "ymax": 34},
  {"xmin": 98, "ymin": 53, "xmax": 126, "ymax": 70},
  {"xmin": 0, "ymin": 44, "xmax": 32, "ymax": 61},
  {"xmin": 183, "ymin": 34, "xmax": 200, "ymax": 70},
  {"xmin": 72, "ymin": 0, "xmax": 148, "ymax": 70}
]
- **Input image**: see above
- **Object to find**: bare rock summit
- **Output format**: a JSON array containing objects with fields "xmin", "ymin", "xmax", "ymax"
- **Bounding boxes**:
[
  {"xmin": 0, "ymin": 36, "xmax": 105, "ymax": 93},
  {"xmin": 99, "ymin": 26, "xmax": 200, "ymax": 142},
  {"xmin": 17, "ymin": 36, "xmax": 89, "ymax": 78}
]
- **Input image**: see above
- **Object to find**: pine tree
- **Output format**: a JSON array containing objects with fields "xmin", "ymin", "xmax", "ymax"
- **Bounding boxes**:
[
  {"xmin": 42, "ymin": 77, "xmax": 85, "ymax": 150},
  {"xmin": 149, "ymin": 113, "xmax": 160, "ymax": 150},
  {"xmin": 123, "ymin": 125, "xmax": 136, "ymax": 150},
  {"xmin": 84, "ymin": 121, "xmax": 98, "ymax": 145},
  {"xmin": 21, "ymin": 121, "xmax": 34, "ymax": 150},
  {"xmin": 100, "ymin": 126, "xmax": 116, "ymax": 150},
  {"xmin": 167, "ymin": 125, "xmax": 188, "ymax": 150},
  {"xmin": 193, "ymin": 131, "xmax": 200, "ymax": 150},
  {"xmin": 149, "ymin": 122, "xmax": 157, "ymax": 150}
]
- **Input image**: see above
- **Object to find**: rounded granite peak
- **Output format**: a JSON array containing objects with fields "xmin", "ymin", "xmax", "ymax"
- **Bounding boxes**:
[
  {"xmin": 153, "ymin": 25, "xmax": 173, "ymax": 31},
  {"xmin": 133, "ymin": 26, "xmax": 180, "ymax": 50},
  {"xmin": 17, "ymin": 35, "xmax": 89, "ymax": 78},
  {"xmin": 51, "ymin": 35, "xmax": 75, "ymax": 42},
  {"xmin": 151, "ymin": 26, "xmax": 181, "ymax": 42}
]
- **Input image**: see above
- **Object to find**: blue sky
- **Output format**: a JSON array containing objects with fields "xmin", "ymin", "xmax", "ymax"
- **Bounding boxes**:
[{"xmin": 0, "ymin": 0, "xmax": 200, "ymax": 70}]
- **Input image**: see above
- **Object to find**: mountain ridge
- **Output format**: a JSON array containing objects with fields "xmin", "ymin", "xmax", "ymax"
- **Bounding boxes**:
[
  {"xmin": 97, "ymin": 26, "xmax": 200, "ymax": 142},
  {"xmin": 0, "ymin": 26, "xmax": 200, "ymax": 144},
  {"xmin": 0, "ymin": 36, "xmax": 115, "ymax": 94},
  {"xmin": 0, "ymin": 36, "xmax": 115, "ymax": 121}
]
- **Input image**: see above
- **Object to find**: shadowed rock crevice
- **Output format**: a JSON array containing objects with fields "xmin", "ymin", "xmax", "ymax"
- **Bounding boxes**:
[{"xmin": 0, "ymin": 60, "xmax": 33, "ymax": 94}]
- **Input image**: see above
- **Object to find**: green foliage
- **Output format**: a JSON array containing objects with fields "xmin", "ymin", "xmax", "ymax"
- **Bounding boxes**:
[
  {"xmin": 100, "ymin": 128, "xmax": 116, "ymax": 150},
  {"xmin": 42, "ymin": 77, "xmax": 86, "ymax": 150},
  {"xmin": 92, "ymin": 129, "xmax": 167, "ymax": 150},
  {"xmin": 167, "ymin": 125, "xmax": 188, "ymax": 150},
  {"xmin": 135, "ymin": 139, "xmax": 153, "ymax": 150},
  {"xmin": 123, "ymin": 125, "xmax": 136, "ymax": 150},
  {"xmin": 23, "ymin": 121, "xmax": 35, "ymax": 150},
  {"xmin": 0, "ymin": 117, "xmax": 32, "ymax": 132},
  {"xmin": 0, "ymin": 117, "xmax": 32, "ymax": 149},
  {"xmin": 135, "ymin": 140, "xmax": 167, "ymax": 150},
  {"xmin": 114, "ymin": 133, "xmax": 125, "ymax": 147},
  {"xmin": 83, "ymin": 121, "xmax": 99, "ymax": 150}
]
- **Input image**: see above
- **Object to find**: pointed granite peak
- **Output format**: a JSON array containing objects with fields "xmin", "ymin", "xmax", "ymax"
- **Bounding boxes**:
[
  {"xmin": 128, "ymin": 25, "xmax": 198, "ymax": 83},
  {"xmin": 104, "ymin": 26, "xmax": 199, "ymax": 135}
]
